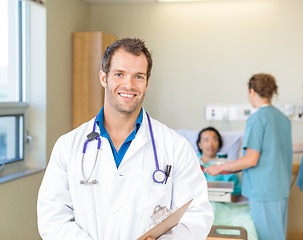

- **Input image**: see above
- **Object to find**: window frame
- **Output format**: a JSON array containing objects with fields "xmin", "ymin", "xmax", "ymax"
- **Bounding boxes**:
[{"xmin": 0, "ymin": 0, "xmax": 46, "ymax": 183}]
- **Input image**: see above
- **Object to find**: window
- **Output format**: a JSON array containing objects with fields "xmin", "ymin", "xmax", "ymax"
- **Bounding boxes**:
[
  {"xmin": 0, "ymin": 0, "xmax": 24, "ymax": 167},
  {"xmin": 0, "ymin": 0, "xmax": 20, "ymax": 103},
  {"xmin": 0, "ymin": 0, "xmax": 46, "ymax": 182},
  {"xmin": 0, "ymin": 115, "xmax": 24, "ymax": 163}
]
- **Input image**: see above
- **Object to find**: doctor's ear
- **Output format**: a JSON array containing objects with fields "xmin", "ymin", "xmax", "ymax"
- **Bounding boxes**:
[{"xmin": 99, "ymin": 70, "xmax": 107, "ymax": 88}]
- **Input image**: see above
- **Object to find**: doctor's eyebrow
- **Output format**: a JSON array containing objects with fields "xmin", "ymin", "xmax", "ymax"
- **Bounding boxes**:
[
  {"xmin": 111, "ymin": 69, "xmax": 147, "ymax": 77},
  {"xmin": 136, "ymin": 71, "xmax": 147, "ymax": 76}
]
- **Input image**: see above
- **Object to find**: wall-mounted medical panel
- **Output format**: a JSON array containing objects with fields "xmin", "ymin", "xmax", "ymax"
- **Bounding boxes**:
[
  {"xmin": 205, "ymin": 105, "xmax": 256, "ymax": 121},
  {"xmin": 205, "ymin": 104, "xmax": 303, "ymax": 121}
]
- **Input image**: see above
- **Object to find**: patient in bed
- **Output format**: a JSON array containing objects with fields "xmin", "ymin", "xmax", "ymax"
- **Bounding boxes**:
[
  {"xmin": 197, "ymin": 127, "xmax": 258, "ymax": 240},
  {"xmin": 196, "ymin": 127, "xmax": 241, "ymax": 196}
]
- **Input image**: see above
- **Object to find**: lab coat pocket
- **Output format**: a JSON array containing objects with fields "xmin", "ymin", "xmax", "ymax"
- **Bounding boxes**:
[{"xmin": 137, "ymin": 169, "xmax": 173, "ymax": 214}]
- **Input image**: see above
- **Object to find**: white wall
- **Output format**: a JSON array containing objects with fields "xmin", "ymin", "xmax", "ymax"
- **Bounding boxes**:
[
  {"xmin": 88, "ymin": 0, "xmax": 303, "ymax": 231},
  {"xmin": 46, "ymin": 0, "xmax": 91, "ymax": 157},
  {"xmin": 89, "ymin": 0, "xmax": 303, "ymax": 143}
]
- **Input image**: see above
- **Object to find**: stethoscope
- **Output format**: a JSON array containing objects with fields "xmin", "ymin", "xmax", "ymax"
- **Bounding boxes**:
[{"xmin": 80, "ymin": 112, "xmax": 168, "ymax": 185}]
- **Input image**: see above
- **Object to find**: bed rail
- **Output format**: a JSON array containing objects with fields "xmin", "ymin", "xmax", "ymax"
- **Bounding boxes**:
[{"xmin": 207, "ymin": 225, "xmax": 247, "ymax": 240}]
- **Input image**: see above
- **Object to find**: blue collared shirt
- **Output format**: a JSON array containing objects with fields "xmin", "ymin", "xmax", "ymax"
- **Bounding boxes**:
[{"xmin": 96, "ymin": 107, "xmax": 143, "ymax": 169}]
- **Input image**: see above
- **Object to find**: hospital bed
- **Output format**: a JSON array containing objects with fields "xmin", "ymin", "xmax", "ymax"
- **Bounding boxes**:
[
  {"xmin": 176, "ymin": 129, "xmax": 257, "ymax": 240},
  {"xmin": 176, "ymin": 129, "xmax": 245, "ymax": 202}
]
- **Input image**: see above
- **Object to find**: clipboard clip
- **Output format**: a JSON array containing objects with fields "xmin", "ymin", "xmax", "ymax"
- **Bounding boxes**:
[
  {"xmin": 137, "ymin": 199, "xmax": 193, "ymax": 240},
  {"xmin": 151, "ymin": 205, "xmax": 172, "ymax": 224}
]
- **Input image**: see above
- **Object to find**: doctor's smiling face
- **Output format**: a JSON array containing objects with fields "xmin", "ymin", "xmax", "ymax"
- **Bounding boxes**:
[{"xmin": 100, "ymin": 48, "xmax": 149, "ymax": 115}]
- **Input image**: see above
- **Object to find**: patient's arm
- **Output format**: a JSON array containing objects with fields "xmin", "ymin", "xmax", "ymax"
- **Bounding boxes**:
[
  {"xmin": 204, "ymin": 148, "xmax": 260, "ymax": 176},
  {"xmin": 293, "ymin": 143, "xmax": 303, "ymax": 153}
]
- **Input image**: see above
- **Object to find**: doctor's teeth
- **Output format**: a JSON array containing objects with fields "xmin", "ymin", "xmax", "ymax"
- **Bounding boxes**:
[{"xmin": 120, "ymin": 93, "xmax": 134, "ymax": 97}]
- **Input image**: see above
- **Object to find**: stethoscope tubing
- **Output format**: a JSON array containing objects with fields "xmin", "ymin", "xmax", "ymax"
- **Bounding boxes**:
[
  {"xmin": 146, "ymin": 112, "xmax": 166, "ymax": 184},
  {"xmin": 80, "ymin": 112, "xmax": 167, "ymax": 185},
  {"xmin": 80, "ymin": 118, "xmax": 101, "ymax": 184},
  {"xmin": 146, "ymin": 113, "xmax": 159, "ymax": 170},
  {"xmin": 82, "ymin": 118, "xmax": 101, "ymax": 154}
]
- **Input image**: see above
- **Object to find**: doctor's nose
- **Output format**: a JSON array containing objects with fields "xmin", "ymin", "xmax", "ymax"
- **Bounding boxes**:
[{"xmin": 123, "ymin": 75, "xmax": 136, "ymax": 88}]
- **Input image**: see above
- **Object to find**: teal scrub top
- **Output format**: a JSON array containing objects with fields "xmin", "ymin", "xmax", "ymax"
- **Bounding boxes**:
[
  {"xmin": 242, "ymin": 106, "xmax": 292, "ymax": 201},
  {"xmin": 198, "ymin": 153, "xmax": 241, "ymax": 195}
]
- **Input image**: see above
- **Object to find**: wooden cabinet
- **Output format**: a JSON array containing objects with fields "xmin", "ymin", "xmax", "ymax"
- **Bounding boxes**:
[{"xmin": 72, "ymin": 32, "xmax": 117, "ymax": 129}]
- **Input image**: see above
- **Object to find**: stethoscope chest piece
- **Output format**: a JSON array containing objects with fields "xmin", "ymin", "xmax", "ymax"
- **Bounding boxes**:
[{"xmin": 153, "ymin": 169, "xmax": 166, "ymax": 184}]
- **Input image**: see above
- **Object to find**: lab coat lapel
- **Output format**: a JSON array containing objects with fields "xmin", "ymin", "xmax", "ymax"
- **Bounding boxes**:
[
  {"xmin": 121, "ymin": 111, "xmax": 155, "ymax": 164},
  {"xmin": 98, "ymin": 136, "xmax": 118, "ymax": 175}
]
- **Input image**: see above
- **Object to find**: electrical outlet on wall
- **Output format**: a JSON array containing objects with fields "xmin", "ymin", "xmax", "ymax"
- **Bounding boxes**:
[{"xmin": 205, "ymin": 106, "xmax": 225, "ymax": 121}]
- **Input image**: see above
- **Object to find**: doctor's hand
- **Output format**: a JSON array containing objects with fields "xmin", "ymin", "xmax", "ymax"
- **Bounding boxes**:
[
  {"xmin": 145, "ymin": 237, "xmax": 156, "ymax": 240},
  {"xmin": 204, "ymin": 164, "xmax": 223, "ymax": 176}
]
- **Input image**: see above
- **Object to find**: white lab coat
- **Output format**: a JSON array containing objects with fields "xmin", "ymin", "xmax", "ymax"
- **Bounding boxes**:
[{"xmin": 37, "ymin": 110, "xmax": 213, "ymax": 240}]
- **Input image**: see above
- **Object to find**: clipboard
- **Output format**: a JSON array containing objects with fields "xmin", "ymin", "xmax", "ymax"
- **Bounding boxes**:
[{"xmin": 137, "ymin": 199, "xmax": 193, "ymax": 240}]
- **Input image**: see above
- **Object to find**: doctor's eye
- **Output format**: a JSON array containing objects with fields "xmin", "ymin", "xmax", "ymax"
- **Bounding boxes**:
[
  {"xmin": 136, "ymin": 75, "xmax": 146, "ymax": 81},
  {"xmin": 114, "ymin": 72, "xmax": 123, "ymax": 78}
]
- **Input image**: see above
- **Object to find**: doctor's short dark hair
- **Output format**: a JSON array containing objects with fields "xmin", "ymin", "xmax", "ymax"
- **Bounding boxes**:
[
  {"xmin": 248, "ymin": 73, "xmax": 278, "ymax": 100},
  {"xmin": 196, "ymin": 127, "xmax": 223, "ymax": 154},
  {"xmin": 101, "ymin": 37, "xmax": 153, "ymax": 81}
]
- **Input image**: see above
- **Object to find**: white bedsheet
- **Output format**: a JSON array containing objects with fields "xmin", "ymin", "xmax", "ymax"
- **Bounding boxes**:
[{"xmin": 211, "ymin": 202, "xmax": 258, "ymax": 240}]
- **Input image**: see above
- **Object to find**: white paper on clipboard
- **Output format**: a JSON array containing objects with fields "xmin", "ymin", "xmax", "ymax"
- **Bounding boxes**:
[{"xmin": 137, "ymin": 199, "xmax": 193, "ymax": 240}]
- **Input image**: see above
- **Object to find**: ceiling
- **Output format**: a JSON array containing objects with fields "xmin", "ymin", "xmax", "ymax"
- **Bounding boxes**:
[
  {"xmin": 84, "ymin": 0, "xmax": 157, "ymax": 3},
  {"xmin": 84, "ymin": 0, "xmax": 207, "ymax": 3}
]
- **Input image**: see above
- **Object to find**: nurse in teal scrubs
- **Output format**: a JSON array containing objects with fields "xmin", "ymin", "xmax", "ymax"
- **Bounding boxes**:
[{"xmin": 204, "ymin": 73, "xmax": 293, "ymax": 240}]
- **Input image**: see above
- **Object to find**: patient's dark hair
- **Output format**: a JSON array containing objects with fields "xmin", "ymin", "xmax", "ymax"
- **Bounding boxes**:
[
  {"xmin": 248, "ymin": 73, "xmax": 278, "ymax": 100},
  {"xmin": 101, "ymin": 37, "xmax": 153, "ymax": 81},
  {"xmin": 196, "ymin": 127, "xmax": 223, "ymax": 154}
]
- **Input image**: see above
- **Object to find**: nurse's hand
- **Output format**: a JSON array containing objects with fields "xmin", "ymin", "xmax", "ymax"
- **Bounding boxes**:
[
  {"xmin": 145, "ymin": 237, "xmax": 156, "ymax": 240},
  {"xmin": 204, "ymin": 164, "xmax": 222, "ymax": 176}
]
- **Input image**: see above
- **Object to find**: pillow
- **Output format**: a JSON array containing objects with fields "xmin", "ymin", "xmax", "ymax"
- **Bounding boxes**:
[
  {"xmin": 175, "ymin": 129, "xmax": 200, "ymax": 154},
  {"xmin": 220, "ymin": 131, "xmax": 243, "ymax": 160}
]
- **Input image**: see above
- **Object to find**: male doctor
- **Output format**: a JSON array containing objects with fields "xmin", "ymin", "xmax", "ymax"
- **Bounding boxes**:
[{"xmin": 37, "ymin": 38, "xmax": 213, "ymax": 240}]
